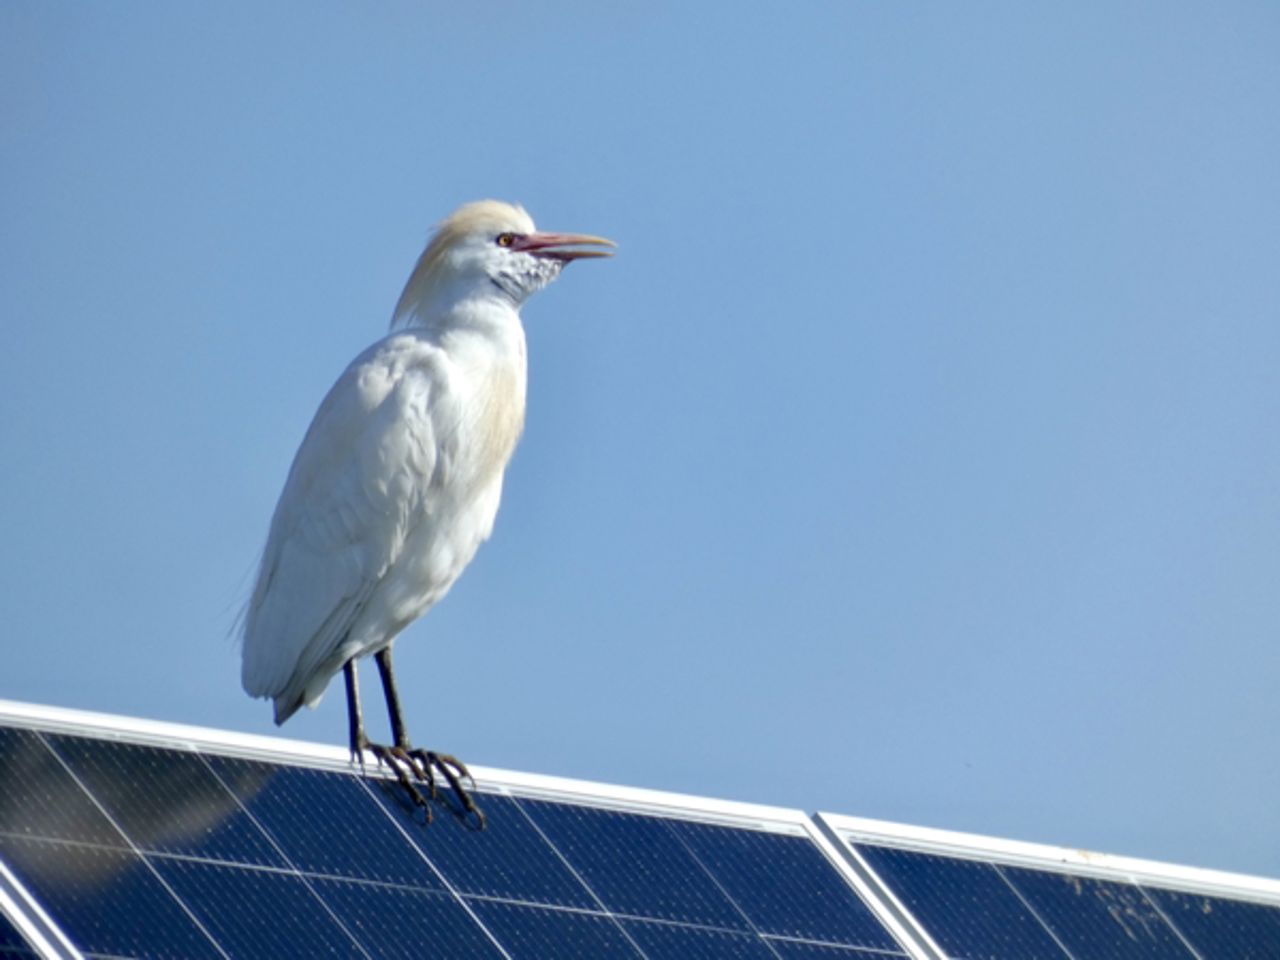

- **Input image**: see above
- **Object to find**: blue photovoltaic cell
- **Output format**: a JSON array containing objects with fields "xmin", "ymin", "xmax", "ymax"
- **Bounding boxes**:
[
  {"xmin": 856, "ymin": 843, "xmax": 1068, "ymax": 959},
  {"xmin": 622, "ymin": 919, "xmax": 778, "ymax": 959},
  {"xmin": 673, "ymin": 821, "xmax": 902, "ymax": 952},
  {"xmin": 50, "ymin": 735, "xmax": 286, "ymax": 868},
  {"xmin": 154, "ymin": 857, "xmax": 362, "ymax": 958},
  {"xmin": 521, "ymin": 800, "xmax": 753, "ymax": 930},
  {"xmin": 0, "ymin": 728, "xmax": 125, "ymax": 847},
  {"xmin": 206, "ymin": 756, "xmax": 444, "ymax": 889},
  {"xmin": 0, "ymin": 834, "xmax": 221, "ymax": 959},
  {"xmin": 470, "ymin": 900, "xmax": 643, "ymax": 958},
  {"xmin": 371, "ymin": 781, "xmax": 596, "ymax": 908},
  {"xmin": 1001, "ymin": 865, "xmax": 1195, "ymax": 959},
  {"xmin": 313, "ymin": 877, "xmax": 505, "ymax": 960},
  {"xmin": 1145, "ymin": 886, "xmax": 1280, "ymax": 959}
]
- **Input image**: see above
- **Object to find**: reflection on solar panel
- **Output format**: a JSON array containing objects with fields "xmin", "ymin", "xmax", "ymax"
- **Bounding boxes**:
[
  {"xmin": 2, "ymin": 703, "xmax": 1278, "ymax": 959},
  {"xmin": 0, "ymin": 702, "xmax": 909, "ymax": 959},
  {"xmin": 816, "ymin": 813, "xmax": 1280, "ymax": 960}
]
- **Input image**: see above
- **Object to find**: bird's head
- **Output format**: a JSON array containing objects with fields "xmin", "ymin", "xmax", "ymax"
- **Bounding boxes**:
[{"xmin": 392, "ymin": 200, "xmax": 614, "ymax": 329}]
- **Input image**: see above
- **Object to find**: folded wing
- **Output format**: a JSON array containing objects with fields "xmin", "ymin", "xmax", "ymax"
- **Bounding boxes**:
[{"xmin": 241, "ymin": 335, "xmax": 449, "ymax": 720}]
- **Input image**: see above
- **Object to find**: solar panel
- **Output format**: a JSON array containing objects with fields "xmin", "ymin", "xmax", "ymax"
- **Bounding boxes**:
[
  {"xmin": 816, "ymin": 813, "xmax": 1280, "ymax": 960},
  {"xmin": 0, "ymin": 702, "xmax": 911, "ymax": 959},
  {"xmin": 6, "ymin": 702, "xmax": 1280, "ymax": 959}
]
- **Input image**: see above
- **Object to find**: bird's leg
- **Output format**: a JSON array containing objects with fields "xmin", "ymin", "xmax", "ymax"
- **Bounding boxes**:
[
  {"xmin": 375, "ymin": 648, "xmax": 486, "ymax": 828},
  {"xmin": 344, "ymin": 659, "xmax": 367, "ymax": 770},
  {"xmin": 375, "ymin": 647, "xmax": 413, "ymax": 752},
  {"xmin": 344, "ymin": 656, "xmax": 432, "ymax": 814}
]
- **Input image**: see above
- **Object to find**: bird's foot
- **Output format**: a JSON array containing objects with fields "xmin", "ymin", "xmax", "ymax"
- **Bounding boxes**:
[
  {"xmin": 405, "ymin": 748, "xmax": 486, "ymax": 829},
  {"xmin": 354, "ymin": 739, "xmax": 485, "ymax": 828},
  {"xmin": 359, "ymin": 741, "xmax": 435, "ymax": 819}
]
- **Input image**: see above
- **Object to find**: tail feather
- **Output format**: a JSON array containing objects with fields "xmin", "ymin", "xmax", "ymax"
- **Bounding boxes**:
[{"xmin": 273, "ymin": 692, "xmax": 304, "ymax": 726}]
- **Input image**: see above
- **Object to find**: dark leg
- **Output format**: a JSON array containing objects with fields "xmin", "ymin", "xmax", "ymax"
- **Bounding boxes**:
[
  {"xmin": 344, "ymin": 659, "xmax": 365, "ymax": 762},
  {"xmin": 374, "ymin": 647, "xmax": 411, "ymax": 748},
  {"xmin": 374, "ymin": 647, "xmax": 485, "ymax": 828},
  {"xmin": 344, "ymin": 655, "xmax": 434, "ymax": 815}
]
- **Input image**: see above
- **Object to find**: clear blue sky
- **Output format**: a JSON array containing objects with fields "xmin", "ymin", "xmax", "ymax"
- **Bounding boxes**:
[{"xmin": 3, "ymin": 4, "xmax": 1278, "ymax": 877}]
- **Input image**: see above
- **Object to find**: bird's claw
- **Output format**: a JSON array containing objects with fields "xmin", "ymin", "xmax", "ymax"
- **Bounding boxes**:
[
  {"xmin": 354, "ymin": 741, "xmax": 485, "ymax": 828},
  {"xmin": 350, "ymin": 745, "xmax": 369, "ymax": 775},
  {"xmin": 407, "ymin": 749, "xmax": 486, "ymax": 829},
  {"xmin": 360, "ymin": 742, "xmax": 434, "ymax": 820}
]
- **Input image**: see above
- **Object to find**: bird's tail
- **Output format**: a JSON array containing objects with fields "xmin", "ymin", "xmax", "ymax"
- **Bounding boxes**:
[{"xmin": 272, "ymin": 693, "xmax": 305, "ymax": 726}]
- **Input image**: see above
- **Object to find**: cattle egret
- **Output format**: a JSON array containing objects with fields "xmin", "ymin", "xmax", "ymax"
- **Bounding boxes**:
[{"xmin": 241, "ymin": 200, "xmax": 613, "ymax": 822}]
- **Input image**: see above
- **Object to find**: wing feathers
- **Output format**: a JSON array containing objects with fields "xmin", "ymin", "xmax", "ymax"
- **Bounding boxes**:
[{"xmin": 241, "ymin": 335, "xmax": 446, "ymax": 704}]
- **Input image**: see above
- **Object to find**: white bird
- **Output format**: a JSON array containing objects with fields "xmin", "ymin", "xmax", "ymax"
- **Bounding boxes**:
[{"xmin": 241, "ymin": 200, "xmax": 613, "ymax": 820}]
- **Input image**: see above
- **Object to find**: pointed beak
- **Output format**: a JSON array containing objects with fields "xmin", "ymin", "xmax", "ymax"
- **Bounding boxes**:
[{"xmin": 511, "ymin": 231, "xmax": 616, "ymax": 262}]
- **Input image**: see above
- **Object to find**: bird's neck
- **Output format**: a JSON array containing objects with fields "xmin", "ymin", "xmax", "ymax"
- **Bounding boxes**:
[
  {"xmin": 392, "ymin": 280, "xmax": 527, "ymax": 377},
  {"xmin": 392, "ymin": 271, "xmax": 521, "ymax": 335}
]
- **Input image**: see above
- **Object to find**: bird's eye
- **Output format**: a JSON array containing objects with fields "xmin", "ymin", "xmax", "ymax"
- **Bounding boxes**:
[{"xmin": 496, "ymin": 233, "xmax": 516, "ymax": 247}]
